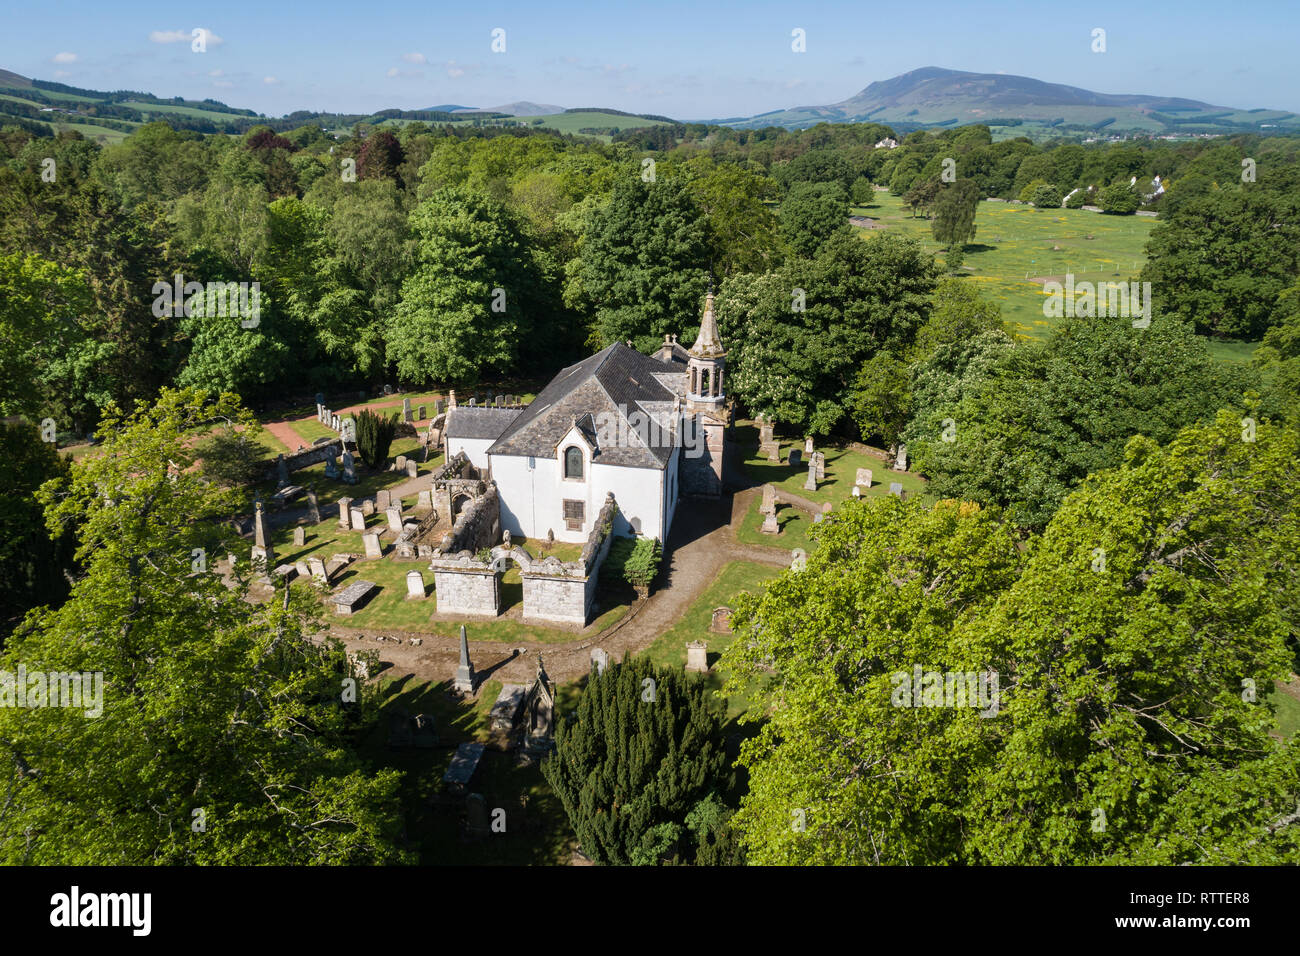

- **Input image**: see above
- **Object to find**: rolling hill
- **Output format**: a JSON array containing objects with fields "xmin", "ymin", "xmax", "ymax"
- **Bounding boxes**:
[{"xmin": 710, "ymin": 66, "xmax": 1300, "ymax": 137}]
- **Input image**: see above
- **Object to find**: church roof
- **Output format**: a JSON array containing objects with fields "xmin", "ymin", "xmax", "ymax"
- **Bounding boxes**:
[
  {"xmin": 487, "ymin": 342, "xmax": 685, "ymax": 469},
  {"xmin": 652, "ymin": 334, "xmax": 691, "ymax": 367},
  {"xmin": 445, "ymin": 405, "xmax": 522, "ymax": 441}
]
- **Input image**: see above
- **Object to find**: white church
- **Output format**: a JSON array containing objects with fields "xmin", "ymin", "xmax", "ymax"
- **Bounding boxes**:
[{"xmin": 444, "ymin": 293, "xmax": 732, "ymax": 545}]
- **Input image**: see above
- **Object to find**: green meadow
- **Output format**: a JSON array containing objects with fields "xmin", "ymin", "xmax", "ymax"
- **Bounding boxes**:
[{"xmin": 853, "ymin": 192, "xmax": 1260, "ymax": 365}]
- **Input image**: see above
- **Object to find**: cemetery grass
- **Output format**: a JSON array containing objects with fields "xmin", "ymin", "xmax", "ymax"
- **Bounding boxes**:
[
  {"xmin": 274, "ymin": 517, "xmax": 628, "ymax": 641},
  {"xmin": 640, "ymin": 560, "xmax": 779, "ymax": 720},
  {"xmin": 361, "ymin": 676, "xmax": 573, "ymax": 865},
  {"xmin": 734, "ymin": 420, "xmax": 930, "ymax": 552},
  {"xmin": 246, "ymin": 438, "xmax": 432, "ymax": 505}
]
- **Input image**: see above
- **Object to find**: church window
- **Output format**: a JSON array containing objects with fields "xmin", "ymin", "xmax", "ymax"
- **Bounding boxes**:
[{"xmin": 564, "ymin": 445, "xmax": 583, "ymax": 479}]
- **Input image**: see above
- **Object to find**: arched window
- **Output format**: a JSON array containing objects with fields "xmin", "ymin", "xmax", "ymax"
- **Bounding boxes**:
[{"xmin": 564, "ymin": 446, "xmax": 584, "ymax": 479}]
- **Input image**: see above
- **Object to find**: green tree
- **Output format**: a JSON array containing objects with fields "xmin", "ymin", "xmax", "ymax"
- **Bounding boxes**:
[
  {"xmin": 388, "ymin": 186, "xmax": 542, "ymax": 385},
  {"xmin": 779, "ymin": 181, "xmax": 850, "ymax": 258},
  {"xmin": 725, "ymin": 412, "xmax": 1300, "ymax": 864},
  {"xmin": 1097, "ymin": 182, "xmax": 1140, "ymax": 214},
  {"xmin": 1142, "ymin": 187, "xmax": 1300, "ymax": 338},
  {"xmin": 850, "ymin": 352, "xmax": 912, "ymax": 448},
  {"xmin": 1030, "ymin": 183, "xmax": 1063, "ymax": 208},
  {"xmin": 354, "ymin": 407, "xmax": 398, "ymax": 470},
  {"xmin": 0, "ymin": 421, "xmax": 75, "ymax": 641},
  {"xmin": 578, "ymin": 175, "xmax": 712, "ymax": 350},
  {"xmin": 930, "ymin": 179, "xmax": 979, "ymax": 250},
  {"xmin": 542, "ymin": 656, "xmax": 732, "ymax": 865},
  {"xmin": 0, "ymin": 389, "xmax": 409, "ymax": 864},
  {"xmin": 906, "ymin": 315, "xmax": 1249, "ymax": 529}
]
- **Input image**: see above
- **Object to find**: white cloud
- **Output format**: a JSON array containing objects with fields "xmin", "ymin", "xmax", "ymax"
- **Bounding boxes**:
[
  {"xmin": 263, "ymin": 76, "xmax": 278, "ymax": 85},
  {"xmin": 213, "ymin": 79, "xmax": 233, "ymax": 88},
  {"xmin": 208, "ymin": 68, "xmax": 224, "ymax": 77},
  {"xmin": 446, "ymin": 60, "xmax": 465, "ymax": 78},
  {"xmin": 402, "ymin": 52, "xmax": 426, "ymax": 64},
  {"xmin": 52, "ymin": 51, "xmax": 78, "ymax": 64},
  {"xmin": 150, "ymin": 28, "xmax": 223, "ymax": 46},
  {"xmin": 386, "ymin": 67, "xmax": 399, "ymax": 77}
]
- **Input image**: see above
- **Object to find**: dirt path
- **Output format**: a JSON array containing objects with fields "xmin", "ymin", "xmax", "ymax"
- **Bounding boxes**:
[
  {"xmin": 328, "ymin": 490, "xmax": 790, "ymax": 693},
  {"xmin": 261, "ymin": 393, "xmax": 447, "ymax": 454}
]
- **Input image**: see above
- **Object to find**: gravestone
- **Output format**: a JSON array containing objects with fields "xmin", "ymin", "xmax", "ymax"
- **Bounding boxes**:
[
  {"xmin": 333, "ymin": 579, "xmax": 376, "ymax": 614},
  {"xmin": 889, "ymin": 482, "xmax": 904, "ymax": 497},
  {"xmin": 506, "ymin": 394, "xmax": 515, "ymax": 406},
  {"xmin": 395, "ymin": 455, "xmax": 407, "ymax": 472},
  {"xmin": 788, "ymin": 448, "xmax": 802, "ymax": 468},
  {"xmin": 361, "ymin": 498, "xmax": 375, "ymax": 517},
  {"xmin": 306, "ymin": 488, "xmax": 321, "ymax": 524},
  {"xmin": 468, "ymin": 398, "xmax": 476, "ymax": 407},
  {"xmin": 805, "ymin": 436, "xmax": 814, "ymax": 455},
  {"xmin": 894, "ymin": 443, "xmax": 908, "ymax": 471},
  {"xmin": 362, "ymin": 531, "xmax": 382, "ymax": 559},
  {"xmin": 406, "ymin": 459, "xmax": 418, "ymax": 478},
  {"xmin": 765, "ymin": 442, "xmax": 780, "ymax": 463},
  {"xmin": 340, "ymin": 418, "xmax": 355, "ymax": 443},
  {"xmin": 417, "ymin": 489, "xmax": 432, "ymax": 509},
  {"xmin": 412, "ymin": 713, "xmax": 438, "ymax": 748},
  {"xmin": 331, "ymin": 414, "xmax": 341, "ymax": 432},
  {"xmin": 341, "ymin": 451, "xmax": 356, "ymax": 483},
  {"xmin": 402, "ymin": 397, "xmax": 413, "ymax": 423},
  {"xmin": 405, "ymin": 569, "xmax": 425, "ymax": 600},
  {"xmin": 250, "ymin": 503, "xmax": 275, "ymax": 574},
  {"xmin": 489, "ymin": 684, "xmax": 527, "ymax": 732},
  {"xmin": 307, "ymin": 557, "xmax": 328, "ymax": 582},
  {"xmin": 822, "ymin": 502, "xmax": 832, "ymax": 514},
  {"xmin": 852, "ymin": 485, "xmax": 861, "ymax": 498},
  {"xmin": 759, "ymin": 417, "xmax": 774, "ymax": 445},
  {"xmin": 323, "ymin": 455, "xmax": 339, "ymax": 480},
  {"xmin": 494, "ymin": 395, "xmax": 504, "ymax": 407},
  {"xmin": 453, "ymin": 625, "xmax": 476, "ymax": 693},
  {"xmin": 383, "ymin": 384, "xmax": 393, "ymax": 395},
  {"xmin": 710, "ymin": 607, "xmax": 733, "ymax": 632},
  {"xmin": 759, "ymin": 483, "xmax": 777, "ymax": 515},
  {"xmin": 294, "ymin": 559, "xmax": 310, "ymax": 578},
  {"xmin": 590, "ymin": 648, "xmax": 610, "ymax": 675},
  {"xmin": 466, "ymin": 793, "xmax": 490, "ymax": 835},
  {"xmin": 386, "ymin": 507, "xmax": 403, "ymax": 534},
  {"xmin": 292, "ymin": 526, "xmax": 306, "ymax": 547},
  {"xmin": 376, "ymin": 489, "xmax": 391, "ymax": 510},
  {"xmin": 350, "ymin": 506, "xmax": 366, "ymax": 530},
  {"xmin": 337, "ymin": 497, "xmax": 353, "ymax": 529},
  {"xmin": 275, "ymin": 455, "xmax": 289, "ymax": 489},
  {"xmin": 856, "ymin": 467, "xmax": 873, "ymax": 489},
  {"xmin": 803, "ymin": 461, "xmax": 817, "ymax": 492},
  {"xmin": 435, "ymin": 399, "xmax": 446, "ymax": 415},
  {"xmin": 417, "ymin": 404, "xmax": 426, "ymax": 421},
  {"xmin": 813, "ymin": 451, "xmax": 825, "ymax": 481},
  {"xmin": 813, "ymin": 513, "xmax": 824, "ymax": 523},
  {"xmin": 760, "ymin": 511, "xmax": 779, "ymax": 534},
  {"xmin": 685, "ymin": 641, "xmax": 709, "ymax": 673}
]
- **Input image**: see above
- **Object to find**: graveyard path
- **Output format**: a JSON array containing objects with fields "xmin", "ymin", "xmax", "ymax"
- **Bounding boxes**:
[
  {"xmin": 262, "ymin": 419, "xmax": 307, "ymax": 453},
  {"xmin": 326, "ymin": 489, "xmax": 792, "ymax": 690}
]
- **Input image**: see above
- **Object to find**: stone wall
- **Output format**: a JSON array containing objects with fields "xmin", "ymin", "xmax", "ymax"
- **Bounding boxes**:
[
  {"xmin": 430, "ymin": 559, "xmax": 501, "ymax": 616},
  {"xmin": 680, "ymin": 415, "xmax": 727, "ymax": 498},
  {"xmin": 438, "ymin": 482, "xmax": 499, "ymax": 555},
  {"xmin": 263, "ymin": 439, "xmax": 344, "ymax": 482}
]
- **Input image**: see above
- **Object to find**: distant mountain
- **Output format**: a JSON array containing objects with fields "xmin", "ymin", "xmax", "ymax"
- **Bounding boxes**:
[
  {"xmin": 711, "ymin": 66, "xmax": 1299, "ymax": 136},
  {"xmin": 453, "ymin": 101, "xmax": 565, "ymax": 117},
  {"xmin": 423, "ymin": 103, "xmax": 473, "ymax": 113},
  {"xmin": 0, "ymin": 69, "xmax": 32, "ymax": 88}
]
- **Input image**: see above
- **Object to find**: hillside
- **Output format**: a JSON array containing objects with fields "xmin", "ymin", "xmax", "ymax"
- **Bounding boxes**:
[
  {"xmin": 0, "ymin": 71, "xmax": 672, "ymax": 144},
  {"xmin": 713, "ymin": 66, "xmax": 1300, "ymax": 137}
]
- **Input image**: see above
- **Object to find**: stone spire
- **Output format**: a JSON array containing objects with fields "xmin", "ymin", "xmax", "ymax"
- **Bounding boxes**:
[
  {"xmin": 688, "ymin": 285, "xmax": 726, "ymax": 359},
  {"xmin": 448, "ymin": 389, "xmax": 458, "ymax": 409}
]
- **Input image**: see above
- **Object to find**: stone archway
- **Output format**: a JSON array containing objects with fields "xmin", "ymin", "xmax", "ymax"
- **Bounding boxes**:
[{"xmin": 451, "ymin": 493, "xmax": 472, "ymax": 520}]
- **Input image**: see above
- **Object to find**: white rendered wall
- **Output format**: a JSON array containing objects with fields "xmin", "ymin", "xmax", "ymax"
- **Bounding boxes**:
[
  {"xmin": 489, "ymin": 451, "xmax": 668, "ymax": 544},
  {"xmin": 447, "ymin": 436, "xmax": 495, "ymax": 473}
]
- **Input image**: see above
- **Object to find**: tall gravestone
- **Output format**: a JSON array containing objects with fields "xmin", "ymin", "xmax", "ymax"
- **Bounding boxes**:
[
  {"xmin": 759, "ymin": 483, "xmax": 776, "ymax": 515},
  {"xmin": 856, "ymin": 467, "xmax": 873, "ymax": 489},
  {"xmin": 402, "ymin": 397, "xmax": 413, "ymax": 423},
  {"xmin": 803, "ymin": 461, "xmax": 817, "ymax": 492},
  {"xmin": 813, "ymin": 451, "xmax": 826, "ymax": 481},
  {"xmin": 292, "ymin": 526, "xmax": 306, "ymax": 547},
  {"xmin": 342, "ymin": 451, "xmax": 356, "ymax": 483},
  {"xmin": 685, "ymin": 641, "xmax": 709, "ymax": 673},
  {"xmin": 376, "ymin": 489, "xmax": 391, "ymax": 511},
  {"xmin": 337, "ymin": 496, "xmax": 353, "ymax": 529},
  {"xmin": 453, "ymin": 625, "xmax": 476, "ymax": 693},
  {"xmin": 275, "ymin": 455, "xmax": 289, "ymax": 489},
  {"xmin": 306, "ymin": 487, "xmax": 321, "ymax": 524},
  {"xmin": 405, "ymin": 570, "xmax": 425, "ymax": 600},
  {"xmin": 386, "ymin": 507, "xmax": 403, "ymax": 534},
  {"xmin": 250, "ymin": 502, "xmax": 275, "ymax": 574},
  {"xmin": 350, "ymin": 506, "xmax": 366, "ymax": 530},
  {"xmin": 363, "ymin": 531, "xmax": 382, "ymax": 559}
]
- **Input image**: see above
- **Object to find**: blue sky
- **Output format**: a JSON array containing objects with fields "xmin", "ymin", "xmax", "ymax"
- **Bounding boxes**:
[{"xmin": 3, "ymin": 0, "xmax": 1297, "ymax": 119}]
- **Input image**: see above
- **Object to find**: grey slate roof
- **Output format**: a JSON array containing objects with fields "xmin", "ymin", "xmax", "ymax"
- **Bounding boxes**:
[
  {"xmin": 487, "ymin": 342, "xmax": 688, "ymax": 469},
  {"xmin": 445, "ymin": 405, "xmax": 522, "ymax": 441}
]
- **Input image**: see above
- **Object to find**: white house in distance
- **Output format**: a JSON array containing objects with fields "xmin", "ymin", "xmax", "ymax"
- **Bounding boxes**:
[{"xmin": 444, "ymin": 293, "xmax": 732, "ymax": 545}]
